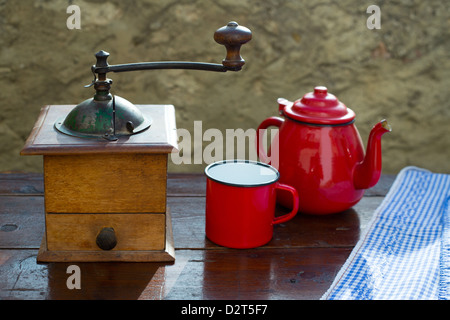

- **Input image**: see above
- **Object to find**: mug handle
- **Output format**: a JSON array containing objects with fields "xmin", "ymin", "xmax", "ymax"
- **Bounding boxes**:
[
  {"xmin": 256, "ymin": 116, "xmax": 284, "ymax": 164},
  {"xmin": 272, "ymin": 183, "xmax": 299, "ymax": 225}
]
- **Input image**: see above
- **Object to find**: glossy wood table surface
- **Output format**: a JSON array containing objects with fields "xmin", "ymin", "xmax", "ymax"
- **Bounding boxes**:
[{"xmin": 0, "ymin": 172, "xmax": 395, "ymax": 300}]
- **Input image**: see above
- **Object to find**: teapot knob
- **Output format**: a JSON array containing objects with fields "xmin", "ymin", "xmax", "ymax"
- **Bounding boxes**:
[
  {"xmin": 214, "ymin": 21, "xmax": 252, "ymax": 71},
  {"xmin": 313, "ymin": 86, "xmax": 328, "ymax": 96}
]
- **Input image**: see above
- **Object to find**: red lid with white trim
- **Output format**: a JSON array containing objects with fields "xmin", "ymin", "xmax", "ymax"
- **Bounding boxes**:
[{"xmin": 283, "ymin": 86, "xmax": 355, "ymax": 125}]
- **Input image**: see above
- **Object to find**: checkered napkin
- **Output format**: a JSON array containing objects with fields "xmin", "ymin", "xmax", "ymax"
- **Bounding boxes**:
[{"xmin": 321, "ymin": 166, "xmax": 450, "ymax": 300}]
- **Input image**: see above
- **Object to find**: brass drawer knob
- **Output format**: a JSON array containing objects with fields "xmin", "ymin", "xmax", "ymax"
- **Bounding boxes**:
[{"xmin": 96, "ymin": 227, "xmax": 117, "ymax": 250}]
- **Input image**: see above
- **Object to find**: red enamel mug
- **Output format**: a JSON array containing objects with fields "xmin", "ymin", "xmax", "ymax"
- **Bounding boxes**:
[{"xmin": 205, "ymin": 160, "xmax": 299, "ymax": 249}]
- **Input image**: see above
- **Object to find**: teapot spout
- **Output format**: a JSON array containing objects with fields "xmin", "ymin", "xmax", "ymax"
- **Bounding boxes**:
[{"xmin": 353, "ymin": 119, "xmax": 391, "ymax": 190}]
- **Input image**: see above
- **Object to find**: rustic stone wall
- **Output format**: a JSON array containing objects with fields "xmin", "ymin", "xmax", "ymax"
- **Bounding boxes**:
[{"xmin": 0, "ymin": 0, "xmax": 449, "ymax": 174}]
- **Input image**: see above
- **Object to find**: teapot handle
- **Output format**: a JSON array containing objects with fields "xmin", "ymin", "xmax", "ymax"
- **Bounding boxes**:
[{"xmin": 256, "ymin": 116, "xmax": 284, "ymax": 164}]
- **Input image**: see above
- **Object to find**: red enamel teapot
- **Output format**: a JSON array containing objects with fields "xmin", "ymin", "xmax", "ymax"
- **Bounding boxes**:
[{"xmin": 256, "ymin": 86, "xmax": 391, "ymax": 215}]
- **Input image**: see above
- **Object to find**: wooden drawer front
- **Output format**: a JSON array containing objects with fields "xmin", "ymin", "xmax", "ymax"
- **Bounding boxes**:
[
  {"xmin": 44, "ymin": 153, "xmax": 167, "ymax": 213},
  {"xmin": 45, "ymin": 213, "xmax": 166, "ymax": 251}
]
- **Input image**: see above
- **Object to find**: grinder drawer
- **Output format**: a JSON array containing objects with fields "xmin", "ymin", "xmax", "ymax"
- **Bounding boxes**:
[{"xmin": 45, "ymin": 213, "xmax": 166, "ymax": 251}]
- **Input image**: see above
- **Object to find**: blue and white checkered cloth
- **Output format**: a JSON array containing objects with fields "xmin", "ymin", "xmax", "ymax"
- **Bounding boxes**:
[{"xmin": 322, "ymin": 166, "xmax": 450, "ymax": 300}]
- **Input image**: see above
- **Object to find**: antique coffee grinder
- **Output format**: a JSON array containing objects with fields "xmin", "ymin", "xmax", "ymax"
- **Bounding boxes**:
[{"xmin": 21, "ymin": 21, "xmax": 252, "ymax": 262}]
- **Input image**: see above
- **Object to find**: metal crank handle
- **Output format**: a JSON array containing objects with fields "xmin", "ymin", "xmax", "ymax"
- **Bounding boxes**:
[{"xmin": 90, "ymin": 21, "xmax": 252, "ymax": 79}]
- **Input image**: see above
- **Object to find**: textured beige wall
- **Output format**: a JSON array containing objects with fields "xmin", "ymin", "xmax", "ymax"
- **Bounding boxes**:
[{"xmin": 0, "ymin": 0, "xmax": 449, "ymax": 174}]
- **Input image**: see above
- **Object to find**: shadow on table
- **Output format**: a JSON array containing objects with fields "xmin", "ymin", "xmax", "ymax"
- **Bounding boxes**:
[{"xmin": 46, "ymin": 262, "xmax": 167, "ymax": 300}]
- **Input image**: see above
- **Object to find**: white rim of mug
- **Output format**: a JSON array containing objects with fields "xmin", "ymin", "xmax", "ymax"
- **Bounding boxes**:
[{"xmin": 204, "ymin": 159, "xmax": 280, "ymax": 187}]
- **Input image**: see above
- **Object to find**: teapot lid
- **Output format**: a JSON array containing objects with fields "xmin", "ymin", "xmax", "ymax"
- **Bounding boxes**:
[{"xmin": 283, "ymin": 86, "xmax": 355, "ymax": 125}]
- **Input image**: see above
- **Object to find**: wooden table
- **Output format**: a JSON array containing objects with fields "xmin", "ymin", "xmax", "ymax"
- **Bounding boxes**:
[{"xmin": 0, "ymin": 172, "xmax": 394, "ymax": 300}]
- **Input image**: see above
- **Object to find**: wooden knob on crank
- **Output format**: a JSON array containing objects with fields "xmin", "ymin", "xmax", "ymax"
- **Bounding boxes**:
[
  {"xmin": 96, "ymin": 227, "xmax": 117, "ymax": 250},
  {"xmin": 214, "ymin": 21, "xmax": 252, "ymax": 71}
]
